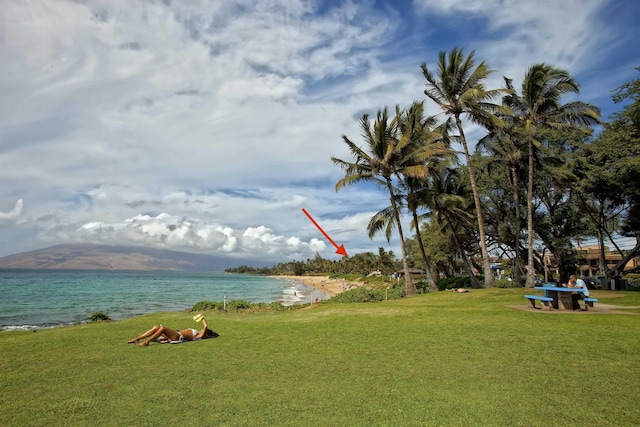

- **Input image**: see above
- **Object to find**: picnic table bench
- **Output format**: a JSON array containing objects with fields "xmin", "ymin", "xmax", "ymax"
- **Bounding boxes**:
[
  {"xmin": 583, "ymin": 297, "xmax": 599, "ymax": 311},
  {"xmin": 524, "ymin": 294, "xmax": 554, "ymax": 310}
]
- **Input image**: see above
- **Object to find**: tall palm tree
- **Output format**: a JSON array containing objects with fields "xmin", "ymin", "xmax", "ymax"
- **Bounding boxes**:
[
  {"xmin": 478, "ymin": 88, "xmax": 526, "ymax": 285},
  {"xmin": 398, "ymin": 102, "xmax": 452, "ymax": 291},
  {"xmin": 332, "ymin": 107, "xmax": 428, "ymax": 294},
  {"xmin": 367, "ymin": 102, "xmax": 452, "ymax": 292},
  {"xmin": 504, "ymin": 64, "xmax": 600, "ymax": 287},
  {"xmin": 421, "ymin": 47, "xmax": 504, "ymax": 287}
]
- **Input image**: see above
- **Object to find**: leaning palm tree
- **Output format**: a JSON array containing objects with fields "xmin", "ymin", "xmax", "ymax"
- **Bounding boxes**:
[
  {"xmin": 504, "ymin": 64, "xmax": 600, "ymax": 287},
  {"xmin": 478, "ymin": 93, "xmax": 526, "ymax": 285},
  {"xmin": 368, "ymin": 176, "xmax": 440, "ymax": 292},
  {"xmin": 367, "ymin": 102, "xmax": 453, "ymax": 292},
  {"xmin": 425, "ymin": 165, "xmax": 483, "ymax": 288},
  {"xmin": 332, "ymin": 107, "xmax": 428, "ymax": 294},
  {"xmin": 397, "ymin": 102, "xmax": 453, "ymax": 291},
  {"xmin": 421, "ymin": 47, "xmax": 504, "ymax": 287}
]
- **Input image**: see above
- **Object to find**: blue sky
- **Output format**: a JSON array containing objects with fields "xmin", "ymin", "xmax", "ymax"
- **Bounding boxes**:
[{"xmin": 1, "ymin": 0, "xmax": 638, "ymax": 262}]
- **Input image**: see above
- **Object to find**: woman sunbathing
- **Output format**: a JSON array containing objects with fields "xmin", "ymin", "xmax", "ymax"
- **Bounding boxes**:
[{"xmin": 127, "ymin": 317, "xmax": 217, "ymax": 346}]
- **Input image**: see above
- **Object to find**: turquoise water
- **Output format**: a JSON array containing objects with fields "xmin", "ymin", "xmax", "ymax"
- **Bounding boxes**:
[{"xmin": 0, "ymin": 270, "xmax": 325, "ymax": 330}]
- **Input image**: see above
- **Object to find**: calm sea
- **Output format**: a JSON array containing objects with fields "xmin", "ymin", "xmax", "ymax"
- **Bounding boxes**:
[{"xmin": 0, "ymin": 270, "xmax": 326, "ymax": 331}]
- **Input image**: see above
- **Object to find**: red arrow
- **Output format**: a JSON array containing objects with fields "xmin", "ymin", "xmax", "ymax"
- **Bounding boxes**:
[{"xmin": 302, "ymin": 208, "xmax": 348, "ymax": 257}]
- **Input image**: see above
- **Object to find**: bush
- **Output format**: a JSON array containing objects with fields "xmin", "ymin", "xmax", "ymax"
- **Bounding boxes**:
[
  {"xmin": 192, "ymin": 300, "xmax": 307, "ymax": 312},
  {"xmin": 226, "ymin": 300, "xmax": 253, "ymax": 311},
  {"xmin": 87, "ymin": 311, "xmax": 111, "ymax": 323},
  {"xmin": 496, "ymin": 278, "xmax": 518, "ymax": 288},
  {"xmin": 436, "ymin": 276, "xmax": 472, "ymax": 291},
  {"xmin": 625, "ymin": 274, "xmax": 640, "ymax": 292},
  {"xmin": 415, "ymin": 280, "xmax": 430, "ymax": 293},
  {"xmin": 329, "ymin": 284, "xmax": 405, "ymax": 303},
  {"xmin": 192, "ymin": 300, "xmax": 225, "ymax": 311}
]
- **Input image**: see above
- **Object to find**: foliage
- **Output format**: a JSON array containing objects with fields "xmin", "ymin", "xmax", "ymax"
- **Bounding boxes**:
[
  {"xmin": 192, "ymin": 300, "xmax": 226, "ymax": 311},
  {"xmin": 414, "ymin": 280, "xmax": 434, "ymax": 293},
  {"xmin": 224, "ymin": 59, "xmax": 639, "ymax": 291},
  {"xmin": 495, "ymin": 278, "xmax": 519, "ymax": 288},
  {"xmin": 332, "ymin": 106, "xmax": 435, "ymax": 295},
  {"xmin": 87, "ymin": 311, "xmax": 111, "ymax": 323},
  {"xmin": 435, "ymin": 276, "xmax": 474, "ymax": 290},
  {"xmin": 625, "ymin": 273, "xmax": 640, "ymax": 291},
  {"xmin": 328, "ymin": 283, "xmax": 405, "ymax": 303},
  {"xmin": 192, "ymin": 300, "xmax": 306, "ymax": 312},
  {"xmin": 502, "ymin": 64, "xmax": 600, "ymax": 287},
  {"xmin": 422, "ymin": 47, "xmax": 503, "ymax": 287},
  {"xmin": 225, "ymin": 248, "xmax": 399, "ymax": 278}
]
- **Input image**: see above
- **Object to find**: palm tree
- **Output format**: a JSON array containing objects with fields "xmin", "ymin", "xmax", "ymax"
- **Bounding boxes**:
[
  {"xmin": 332, "ymin": 107, "xmax": 427, "ymax": 294},
  {"xmin": 425, "ymin": 165, "xmax": 483, "ymax": 288},
  {"xmin": 421, "ymin": 47, "xmax": 504, "ymax": 287},
  {"xmin": 504, "ymin": 64, "xmax": 600, "ymax": 287},
  {"xmin": 478, "ymin": 90, "xmax": 526, "ymax": 285},
  {"xmin": 367, "ymin": 102, "xmax": 452, "ymax": 292}
]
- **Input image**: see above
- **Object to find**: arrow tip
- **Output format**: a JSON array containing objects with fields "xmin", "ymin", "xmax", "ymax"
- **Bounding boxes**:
[{"xmin": 335, "ymin": 245, "xmax": 348, "ymax": 257}]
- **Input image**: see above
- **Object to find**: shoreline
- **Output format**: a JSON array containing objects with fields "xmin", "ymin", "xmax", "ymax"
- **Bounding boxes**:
[{"xmin": 270, "ymin": 275, "xmax": 361, "ymax": 296}]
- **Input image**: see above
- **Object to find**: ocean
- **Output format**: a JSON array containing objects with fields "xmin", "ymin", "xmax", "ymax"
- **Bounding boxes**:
[{"xmin": 0, "ymin": 269, "xmax": 326, "ymax": 331}]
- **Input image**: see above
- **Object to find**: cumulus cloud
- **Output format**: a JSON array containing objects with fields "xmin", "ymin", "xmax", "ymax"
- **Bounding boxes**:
[
  {"xmin": 73, "ymin": 212, "xmax": 326, "ymax": 260},
  {"xmin": 0, "ymin": 199, "xmax": 24, "ymax": 225}
]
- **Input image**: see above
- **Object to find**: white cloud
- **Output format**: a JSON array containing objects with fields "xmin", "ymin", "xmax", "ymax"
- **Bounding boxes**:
[
  {"xmin": 0, "ymin": 0, "xmax": 636, "ymax": 260},
  {"xmin": 73, "ymin": 212, "xmax": 325, "ymax": 261},
  {"xmin": 0, "ymin": 200, "xmax": 24, "ymax": 225},
  {"xmin": 414, "ymin": 0, "xmax": 608, "ymax": 79}
]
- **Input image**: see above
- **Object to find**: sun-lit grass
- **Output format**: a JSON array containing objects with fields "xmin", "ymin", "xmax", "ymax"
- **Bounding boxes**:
[{"xmin": 1, "ymin": 288, "xmax": 639, "ymax": 426}]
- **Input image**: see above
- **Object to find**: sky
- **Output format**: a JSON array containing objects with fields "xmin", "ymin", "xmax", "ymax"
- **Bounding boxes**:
[{"xmin": 1, "ymin": 0, "xmax": 639, "ymax": 264}]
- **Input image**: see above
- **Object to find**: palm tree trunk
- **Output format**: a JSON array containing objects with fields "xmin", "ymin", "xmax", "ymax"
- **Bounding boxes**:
[
  {"xmin": 526, "ymin": 135, "xmax": 536, "ymax": 288},
  {"xmin": 455, "ymin": 115, "xmax": 495, "ymax": 287},
  {"xmin": 411, "ymin": 209, "xmax": 438, "ymax": 292},
  {"xmin": 387, "ymin": 179, "xmax": 414, "ymax": 294},
  {"xmin": 445, "ymin": 216, "xmax": 482, "ymax": 289},
  {"xmin": 510, "ymin": 164, "xmax": 523, "ymax": 286}
]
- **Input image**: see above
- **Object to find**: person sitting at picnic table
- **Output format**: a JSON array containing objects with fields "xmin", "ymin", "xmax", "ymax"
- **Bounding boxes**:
[
  {"xmin": 568, "ymin": 274, "xmax": 590, "ymax": 310},
  {"xmin": 127, "ymin": 317, "xmax": 217, "ymax": 347}
]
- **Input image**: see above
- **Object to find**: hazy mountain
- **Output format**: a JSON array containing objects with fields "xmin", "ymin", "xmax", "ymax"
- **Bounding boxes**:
[{"xmin": 0, "ymin": 244, "xmax": 260, "ymax": 271}]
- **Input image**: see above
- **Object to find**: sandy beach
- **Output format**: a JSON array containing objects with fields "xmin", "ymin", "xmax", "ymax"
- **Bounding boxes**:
[{"xmin": 271, "ymin": 275, "xmax": 360, "ymax": 296}]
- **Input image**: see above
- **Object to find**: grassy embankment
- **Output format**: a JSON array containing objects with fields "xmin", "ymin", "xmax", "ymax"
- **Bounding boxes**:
[{"xmin": 1, "ymin": 288, "xmax": 639, "ymax": 426}]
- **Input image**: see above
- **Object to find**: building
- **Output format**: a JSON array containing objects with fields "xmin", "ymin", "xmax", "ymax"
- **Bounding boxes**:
[{"xmin": 543, "ymin": 245, "xmax": 640, "ymax": 278}]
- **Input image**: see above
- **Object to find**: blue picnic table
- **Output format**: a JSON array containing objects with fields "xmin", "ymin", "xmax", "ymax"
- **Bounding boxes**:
[{"xmin": 534, "ymin": 284, "xmax": 585, "ymax": 310}]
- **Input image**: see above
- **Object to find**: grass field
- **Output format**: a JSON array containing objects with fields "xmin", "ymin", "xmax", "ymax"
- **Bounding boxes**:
[{"xmin": 1, "ymin": 288, "xmax": 639, "ymax": 426}]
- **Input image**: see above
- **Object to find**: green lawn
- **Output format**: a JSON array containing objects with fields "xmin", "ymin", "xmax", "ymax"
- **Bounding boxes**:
[{"xmin": 2, "ymin": 288, "xmax": 639, "ymax": 426}]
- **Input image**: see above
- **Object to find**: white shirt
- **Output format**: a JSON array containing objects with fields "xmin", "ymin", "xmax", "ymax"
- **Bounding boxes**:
[{"xmin": 575, "ymin": 278, "xmax": 589, "ymax": 297}]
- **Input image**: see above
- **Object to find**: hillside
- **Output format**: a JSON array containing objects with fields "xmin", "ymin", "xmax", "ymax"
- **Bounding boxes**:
[{"xmin": 0, "ymin": 244, "xmax": 250, "ymax": 271}]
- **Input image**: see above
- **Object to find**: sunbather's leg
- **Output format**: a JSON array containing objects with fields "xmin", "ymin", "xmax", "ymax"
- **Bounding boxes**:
[
  {"xmin": 137, "ymin": 326, "xmax": 181, "ymax": 346},
  {"xmin": 127, "ymin": 325, "xmax": 161, "ymax": 343}
]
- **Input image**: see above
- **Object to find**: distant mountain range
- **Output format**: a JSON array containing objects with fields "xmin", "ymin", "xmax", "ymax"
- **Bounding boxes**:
[{"xmin": 0, "ymin": 244, "xmax": 259, "ymax": 271}]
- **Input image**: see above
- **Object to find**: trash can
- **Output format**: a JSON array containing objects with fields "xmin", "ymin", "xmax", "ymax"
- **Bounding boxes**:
[{"xmin": 610, "ymin": 277, "xmax": 626, "ymax": 291}]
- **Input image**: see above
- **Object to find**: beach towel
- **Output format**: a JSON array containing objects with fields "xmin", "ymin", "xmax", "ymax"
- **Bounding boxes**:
[{"xmin": 156, "ymin": 331, "xmax": 219, "ymax": 344}]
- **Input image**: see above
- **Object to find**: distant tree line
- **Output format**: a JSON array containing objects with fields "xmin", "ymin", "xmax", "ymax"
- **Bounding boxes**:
[{"xmin": 225, "ymin": 248, "xmax": 398, "ymax": 276}]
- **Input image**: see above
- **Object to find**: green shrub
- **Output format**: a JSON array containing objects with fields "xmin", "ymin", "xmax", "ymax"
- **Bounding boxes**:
[
  {"xmin": 436, "ymin": 276, "xmax": 472, "ymax": 291},
  {"xmin": 496, "ymin": 278, "xmax": 518, "ymax": 288},
  {"xmin": 192, "ymin": 300, "xmax": 308, "ymax": 312},
  {"xmin": 192, "ymin": 300, "xmax": 225, "ymax": 311},
  {"xmin": 625, "ymin": 273, "xmax": 640, "ymax": 292},
  {"xmin": 227, "ymin": 300, "xmax": 252, "ymax": 311},
  {"xmin": 87, "ymin": 311, "xmax": 111, "ymax": 323},
  {"xmin": 415, "ymin": 280, "xmax": 429, "ymax": 293},
  {"xmin": 329, "ymin": 284, "xmax": 405, "ymax": 303}
]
